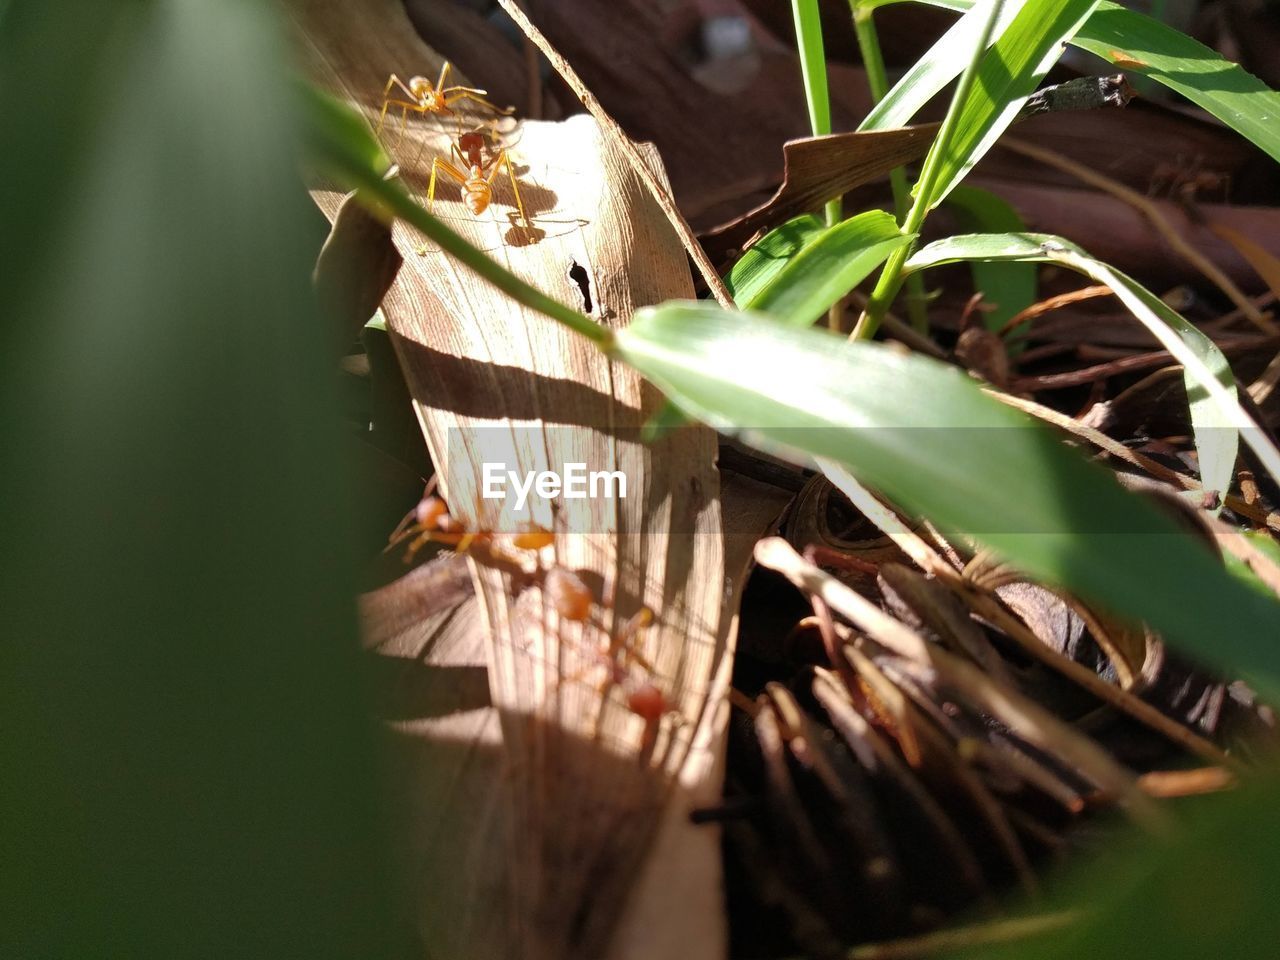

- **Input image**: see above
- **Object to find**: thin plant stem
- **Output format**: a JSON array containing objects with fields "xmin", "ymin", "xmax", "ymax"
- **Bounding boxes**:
[
  {"xmin": 791, "ymin": 0, "xmax": 843, "ymax": 330},
  {"xmin": 330, "ymin": 165, "xmax": 611, "ymax": 347},
  {"xmin": 851, "ymin": 1, "xmax": 929, "ymax": 332},
  {"xmin": 853, "ymin": 0, "xmax": 1005, "ymax": 340}
]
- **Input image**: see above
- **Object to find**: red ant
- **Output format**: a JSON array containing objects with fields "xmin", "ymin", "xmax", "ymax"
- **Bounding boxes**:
[
  {"xmin": 376, "ymin": 61, "xmax": 512, "ymax": 144},
  {"xmin": 386, "ymin": 493, "xmax": 552, "ymax": 564},
  {"xmin": 426, "ymin": 125, "xmax": 529, "ymax": 230},
  {"xmin": 543, "ymin": 568, "xmax": 674, "ymax": 727},
  {"xmin": 388, "ymin": 490, "xmax": 673, "ymax": 728},
  {"xmin": 1148, "ymin": 158, "xmax": 1231, "ymax": 205}
]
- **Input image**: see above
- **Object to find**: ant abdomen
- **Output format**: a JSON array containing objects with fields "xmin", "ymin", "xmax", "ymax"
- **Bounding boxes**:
[{"xmin": 544, "ymin": 567, "xmax": 593, "ymax": 622}]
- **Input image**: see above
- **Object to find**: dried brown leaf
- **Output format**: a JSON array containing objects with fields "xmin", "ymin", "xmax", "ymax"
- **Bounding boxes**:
[{"xmin": 287, "ymin": 1, "xmax": 750, "ymax": 956}]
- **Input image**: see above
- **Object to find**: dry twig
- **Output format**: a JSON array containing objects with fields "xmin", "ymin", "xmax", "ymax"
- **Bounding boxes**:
[
  {"xmin": 496, "ymin": 0, "xmax": 735, "ymax": 309},
  {"xmin": 816, "ymin": 462, "xmax": 1239, "ymax": 770},
  {"xmin": 1002, "ymin": 137, "xmax": 1277, "ymax": 335}
]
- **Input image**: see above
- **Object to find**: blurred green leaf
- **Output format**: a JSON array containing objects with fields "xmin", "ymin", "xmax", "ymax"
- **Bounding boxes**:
[
  {"xmin": 908, "ymin": 0, "xmax": 1280, "ymax": 164},
  {"xmin": 904, "ymin": 232, "xmax": 1254, "ymax": 499},
  {"xmin": 944, "ymin": 186, "xmax": 1036, "ymax": 333},
  {"xmin": 1223, "ymin": 532, "xmax": 1280, "ymax": 600},
  {"xmin": 301, "ymin": 84, "xmax": 392, "ymax": 183},
  {"xmin": 746, "ymin": 211, "xmax": 911, "ymax": 325},
  {"xmin": 954, "ymin": 775, "xmax": 1280, "ymax": 960},
  {"xmin": 2, "ymin": 1, "xmax": 389, "ymax": 956},
  {"xmin": 614, "ymin": 302, "xmax": 1280, "ymax": 678}
]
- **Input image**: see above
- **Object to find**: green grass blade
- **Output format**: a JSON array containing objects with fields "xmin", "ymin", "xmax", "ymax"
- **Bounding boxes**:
[
  {"xmin": 904, "ymin": 232, "xmax": 1256, "ymax": 498},
  {"xmin": 859, "ymin": 0, "xmax": 1026, "ymax": 132},
  {"xmin": 791, "ymin": 0, "xmax": 841, "ymax": 230},
  {"xmin": 791, "ymin": 0, "xmax": 833, "ymax": 139},
  {"xmin": 657, "ymin": 212, "xmax": 904, "ymax": 433},
  {"xmin": 724, "ymin": 214, "xmax": 826, "ymax": 306},
  {"xmin": 613, "ymin": 303, "xmax": 1280, "ymax": 679},
  {"xmin": 919, "ymin": 0, "xmax": 1099, "ymax": 210},
  {"xmin": 745, "ymin": 211, "xmax": 911, "ymax": 324},
  {"xmin": 851, "ymin": 0, "xmax": 932, "ymax": 332},
  {"xmin": 905, "ymin": 0, "xmax": 1280, "ymax": 164},
  {"xmin": 856, "ymin": 0, "xmax": 1009, "ymax": 339},
  {"xmin": 945, "ymin": 186, "xmax": 1037, "ymax": 333},
  {"xmin": 1071, "ymin": 4, "xmax": 1280, "ymax": 165}
]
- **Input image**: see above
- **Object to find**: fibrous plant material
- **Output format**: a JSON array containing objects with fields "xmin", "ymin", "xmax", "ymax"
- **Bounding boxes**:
[
  {"xmin": 288, "ymin": 1, "xmax": 744, "ymax": 957},
  {"xmin": 720, "ymin": 514, "xmax": 1269, "ymax": 955}
]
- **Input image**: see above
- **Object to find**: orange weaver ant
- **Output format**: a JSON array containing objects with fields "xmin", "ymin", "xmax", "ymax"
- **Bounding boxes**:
[
  {"xmin": 376, "ymin": 61, "xmax": 512, "ymax": 142},
  {"xmin": 544, "ymin": 568, "xmax": 674, "ymax": 729},
  {"xmin": 1148, "ymin": 158, "xmax": 1231, "ymax": 205},
  {"xmin": 386, "ymin": 493, "xmax": 552, "ymax": 564},
  {"xmin": 426, "ymin": 125, "xmax": 530, "ymax": 230},
  {"xmin": 387, "ymin": 491, "xmax": 673, "ymax": 728}
]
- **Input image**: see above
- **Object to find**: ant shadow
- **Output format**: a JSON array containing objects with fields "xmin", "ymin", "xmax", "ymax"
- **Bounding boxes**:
[{"xmin": 502, "ymin": 210, "xmax": 593, "ymax": 248}]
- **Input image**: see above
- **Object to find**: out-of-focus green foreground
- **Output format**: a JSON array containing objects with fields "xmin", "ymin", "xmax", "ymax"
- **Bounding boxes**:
[{"xmin": 1, "ymin": 3, "xmax": 392, "ymax": 957}]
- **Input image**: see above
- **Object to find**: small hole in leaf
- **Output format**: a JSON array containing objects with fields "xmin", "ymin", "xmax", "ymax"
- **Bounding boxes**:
[{"xmin": 568, "ymin": 261, "xmax": 593, "ymax": 314}]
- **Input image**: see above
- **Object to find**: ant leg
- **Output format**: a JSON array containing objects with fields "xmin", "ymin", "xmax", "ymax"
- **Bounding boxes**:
[
  {"xmin": 443, "ymin": 89, "xmax": 515, "ymax": 116},
  {"xmin": 490, "ymin": 150, "xmax": 529, "ymax": 229},
  {"xmin": 436, "ymin": 60, "xmax": 452, "ymax": 92},
  {"xmin": 398, "ymin": 106, "xmax": 412, "ymax": 147},
  {"xmin": 376, "ymin": 99, "xmax": 426, "ymax": 147},
  {"xmin": 417, "ymin": 157, "xmax": 472, "ymax": 255},
  {"xmin": 416, "ymin": 157, "xmax": 469, "ymax": 255},
  {"xmin": 384, "ymin": 73, "xmax": 417, "ymax": 100},
  {"xmin": 427, "ymin": 157, "xmax": 468, "ymax": 209},
  {"xmin": 377, "ymin": 75, "xmax": 418, "ymax": 135},
  {"xmin": 401, "ymin": 529, "xmax": 439, "ymax": 563}
]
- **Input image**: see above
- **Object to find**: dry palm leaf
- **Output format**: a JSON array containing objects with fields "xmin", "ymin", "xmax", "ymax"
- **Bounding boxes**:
[
  {"xmin": 359, "ymin": 558, "xmax": 508, "ymax": 958},
  {"xmin": 287, "ymin": 1, "xmax": 748, "ymax": 956}
]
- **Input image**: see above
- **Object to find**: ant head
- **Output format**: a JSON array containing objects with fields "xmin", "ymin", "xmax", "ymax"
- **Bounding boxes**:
[
  {"xmin": 414, "ymin": 495, "xmax": 449, "ymax": 530},
  {"xmin": 458, "ymin": 131, "xmax": 487, "ymax": 158},
  {"xmin": 626, "ymin": 684, "xmax": 669, "ymax": 722}
]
